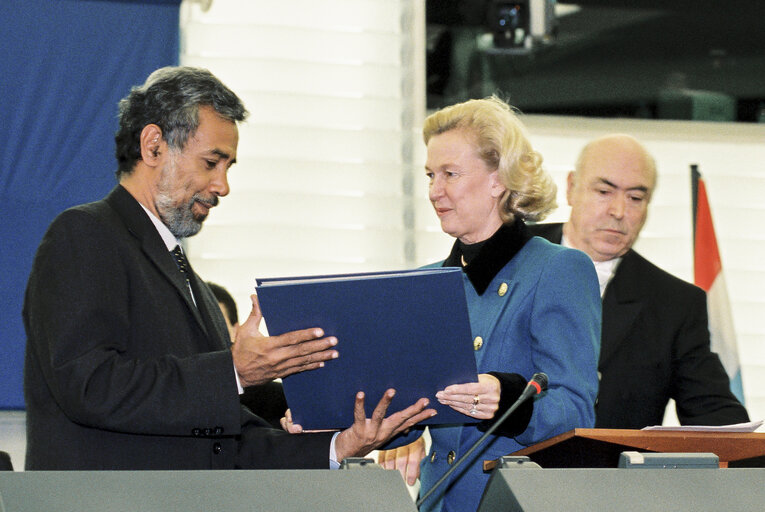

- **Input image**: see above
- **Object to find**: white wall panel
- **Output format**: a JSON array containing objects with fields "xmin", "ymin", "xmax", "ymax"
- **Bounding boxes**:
[
  {"xmin": 238, "ymin": 125, "xmax": 402, "ymax": 161},
  {"xmin": 194, "ymin": 192, "xmax": 406, "ymax": 229},
  {"xmin": 181, "ymin": 56, "xmax": 403, "ymax": 97},
  {"xmin": 228, "ymin": 158, "xmax": 404, "ymax": 196},
  {"xmin": 189, "ymin": 0, "xmax": 400, "ymax": 31},
  {"xmin": 184, "ymin": 24, "xmax": 402, "ymax": 65},
  {"xmin": 237, "ymin": 93, "xmax": 404, "ymax": 131},
  {"xmin": 180, "ymin": 0, "xmax": 425, "ymax": 319}
]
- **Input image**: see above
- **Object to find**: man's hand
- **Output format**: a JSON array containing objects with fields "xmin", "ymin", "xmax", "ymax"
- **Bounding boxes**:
[
  {"xmin": 377, "ymin": 436, "xmax": 426, "ymax": 485},
  {"xmin": 232, "ymin": 294, "xmax": 338, "ymax": 387},
  {"xmin": 334, "ymin": 390, "xmax": 436, "ymax": 463}
]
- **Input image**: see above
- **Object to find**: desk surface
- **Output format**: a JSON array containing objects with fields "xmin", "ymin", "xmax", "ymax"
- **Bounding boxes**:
[
  {"xmin": 487, "ymin": 428, "xmax": 765, "ymax": 470},
  {"xmin": 478, "ymin": 468, "xmax": 765, "ymax": 512},
  {"xmin": 0, "ymin": 470, "xmax": 417, "ymax": 512}
]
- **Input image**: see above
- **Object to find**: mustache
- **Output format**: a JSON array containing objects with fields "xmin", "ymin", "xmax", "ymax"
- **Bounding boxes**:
[
  {"xmin": 600, "ymin": 220, "xmax": 626, "ymax": 232},
  {"xmin": 192, "ymin": 194, "xmax": 218, "ymax": 208}
]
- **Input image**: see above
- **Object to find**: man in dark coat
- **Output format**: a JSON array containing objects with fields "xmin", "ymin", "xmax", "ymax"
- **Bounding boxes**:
[
  {"xmin": 23, "ymin": 66, "xmax": 434, "ymax": 470},
  {"xmin": 529, "ymin": 134, "xmax": 748, "ymax": 429}
]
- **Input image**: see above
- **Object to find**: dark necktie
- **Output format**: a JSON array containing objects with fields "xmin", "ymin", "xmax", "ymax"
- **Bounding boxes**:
[{"xmin": 171, "ymin": 245, "xmax": 195, "ymax": 303}]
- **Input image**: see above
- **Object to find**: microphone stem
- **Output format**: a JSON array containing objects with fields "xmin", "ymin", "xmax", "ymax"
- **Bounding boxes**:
[{"xmin": 415, "ymin": 386, "xmax": 536, "ymax": 508}]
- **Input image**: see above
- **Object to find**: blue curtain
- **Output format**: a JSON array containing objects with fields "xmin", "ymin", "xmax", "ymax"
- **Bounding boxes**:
[{"xmin": 0, "ymin": 0, "xmax": 181, "ymax": 408}]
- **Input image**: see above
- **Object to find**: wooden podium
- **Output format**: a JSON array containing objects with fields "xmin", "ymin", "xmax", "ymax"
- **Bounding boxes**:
[{"xmin": 485, "ymin": 428, "xmax": 765, "ymax": 470}]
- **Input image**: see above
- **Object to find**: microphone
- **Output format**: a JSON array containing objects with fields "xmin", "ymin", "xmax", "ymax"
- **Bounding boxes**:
[
  {"xmin": 415, "ymin": 372, "xmax": 548, "ymax": 509},
  {"xmin": 517, "ymin": 372, "xmax": 548, "ymax": 402}
]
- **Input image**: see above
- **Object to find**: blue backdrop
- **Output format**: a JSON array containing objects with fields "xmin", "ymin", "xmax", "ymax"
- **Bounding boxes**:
[{"xmin": 0, "ymin": 0, "xmax": 181, "ymax": 408}]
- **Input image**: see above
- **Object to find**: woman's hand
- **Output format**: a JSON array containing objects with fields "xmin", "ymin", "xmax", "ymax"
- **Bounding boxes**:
[{"xmin": 435, "ymin": 374, "xmax": 500, "ymax": 420}]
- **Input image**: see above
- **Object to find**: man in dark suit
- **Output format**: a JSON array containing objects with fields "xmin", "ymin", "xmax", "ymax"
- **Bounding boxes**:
[
  {"xmin": 23, "ymin": 66, "xmax": 434, "ymax": 470},
  {"xmin": 529, "ymin": 134, "xmax": 748, "ymax": 429}
]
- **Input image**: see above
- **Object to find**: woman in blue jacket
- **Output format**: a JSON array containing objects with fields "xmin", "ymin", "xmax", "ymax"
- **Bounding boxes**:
[{"xmin": 379, "ymin": 96, "xmax": 601, "ymax": 512}]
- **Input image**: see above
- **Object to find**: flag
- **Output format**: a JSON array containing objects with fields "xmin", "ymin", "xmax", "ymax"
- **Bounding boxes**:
[{"xmin": 691, "ymin": 165, "xmax": 744, "ymax": 403}]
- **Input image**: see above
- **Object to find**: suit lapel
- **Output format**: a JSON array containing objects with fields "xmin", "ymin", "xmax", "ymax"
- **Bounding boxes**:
[
  {"xmin": 530, "ymin": 223, "xmax": 645, "ymax": 368},
  {"xmin": 145, "ymin": 239, "xmax": 211, "ymax": 338},
  {"xmin": 600, "ymin": 251, "xmax": 643, "ymax": 367},
  {"xmin": 188, "ymin": 271, "xmax": 231, "ymax": 349},
  {"xmin": 105, "ymin": 186, "xmax": 211, "ymax": 338}
]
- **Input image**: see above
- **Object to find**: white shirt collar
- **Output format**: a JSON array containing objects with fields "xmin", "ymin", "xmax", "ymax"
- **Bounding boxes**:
[{"xmin": 139, "ymin": 204, "xmax": 182, "ymax": 251}]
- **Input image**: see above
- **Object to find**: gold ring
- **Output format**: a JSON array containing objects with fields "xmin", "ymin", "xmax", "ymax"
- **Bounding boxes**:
[{"xmin": 472, "ymin": 395, "xmax": 480, "ymax": 406}]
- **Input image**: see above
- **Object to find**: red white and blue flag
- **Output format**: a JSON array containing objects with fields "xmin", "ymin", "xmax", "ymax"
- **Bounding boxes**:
[{"xmin": 692, "ymin": 165, "xmax": 744, "ymax": 403}]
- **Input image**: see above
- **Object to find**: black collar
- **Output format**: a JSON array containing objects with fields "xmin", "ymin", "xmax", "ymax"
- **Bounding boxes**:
[{"xmin": 443, "ymin": 221, "xmax": 532, "ymax": 295}]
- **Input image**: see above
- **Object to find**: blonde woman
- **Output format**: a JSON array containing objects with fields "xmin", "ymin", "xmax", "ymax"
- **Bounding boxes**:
[{"xmin": 380, "ymin": 97, "xmax": 601, "ymax": 512}]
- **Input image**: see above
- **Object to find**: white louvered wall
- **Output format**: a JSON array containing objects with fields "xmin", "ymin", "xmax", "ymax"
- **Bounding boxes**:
[{"xmin": 180, "ymin": 0, "xmax": 425, "ymax": 312}]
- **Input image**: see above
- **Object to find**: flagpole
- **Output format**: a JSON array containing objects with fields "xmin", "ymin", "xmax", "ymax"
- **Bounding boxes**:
[{"xmin": 691, "ymin": 165, "xmax": 745, "ymax": 404}]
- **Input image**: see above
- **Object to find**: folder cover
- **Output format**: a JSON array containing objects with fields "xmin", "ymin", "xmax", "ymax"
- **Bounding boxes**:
[{"xmin": 255, "ymin": 267, "xmax": 478, "ymax": 430}]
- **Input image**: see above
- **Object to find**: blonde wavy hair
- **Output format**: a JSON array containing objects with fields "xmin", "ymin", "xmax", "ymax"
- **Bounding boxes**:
[{"xmin": 423, "ymin": 96, "xmax": 556, "ymax": 222}]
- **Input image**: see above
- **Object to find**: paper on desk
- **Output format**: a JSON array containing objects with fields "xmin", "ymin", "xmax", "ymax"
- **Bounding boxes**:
[{"xmin": 642, "ymin": 420, "xmax": 763, "ymax": 432}]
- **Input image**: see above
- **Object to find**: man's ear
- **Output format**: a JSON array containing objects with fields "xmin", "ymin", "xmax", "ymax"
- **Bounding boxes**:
[
  {"xmin": 565, "ymin": 170, "xmax": 576, "ymax": 206},
  {"xmin": 139, "ymin": 124, "xmax": 165, "ymax": 167}
]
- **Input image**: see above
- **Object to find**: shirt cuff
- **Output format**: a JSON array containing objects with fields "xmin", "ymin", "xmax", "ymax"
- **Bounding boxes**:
[
  {"xmin": 329, "ymin": 432, "xmax": 341, "ymax": 469},
  {"xmin": 233, "ymin": 362, "xmax": 244, "ymax": 395}
]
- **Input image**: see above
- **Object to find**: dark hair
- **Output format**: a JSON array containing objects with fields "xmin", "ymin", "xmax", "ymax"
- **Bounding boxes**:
[
  {"xmin": 114, "ymin": 66, "xmax": 248, "ymax": 177},
  {"xmin": 207, "ymin": 282, "xmax": 238, "ymax": 325}
]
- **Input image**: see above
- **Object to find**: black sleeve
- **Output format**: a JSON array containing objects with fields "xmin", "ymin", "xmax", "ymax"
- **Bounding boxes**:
[
  {"xmin": 235, "ymin": 409, "xmax": 335, "ymax": 469},
  {"xmin": 477, "ymin": 372, "xmax": 533, "ymax": 436},
  {"xmin": 672, "ymin": 287, "xmax": 749, "ymax": 426}
]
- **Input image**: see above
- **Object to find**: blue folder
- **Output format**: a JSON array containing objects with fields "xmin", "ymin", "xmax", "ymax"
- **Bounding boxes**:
[{"xmin": 255, "ymin": 267, "xmax": 478, "ymax": 430}]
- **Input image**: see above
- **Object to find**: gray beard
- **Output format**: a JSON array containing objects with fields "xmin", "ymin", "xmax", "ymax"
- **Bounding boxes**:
[
  {"xmin": 156, "ymin": 193, "xmax": 203, "ymax": 239},
  {"xmin": 155, "ymin": 158, "xmax": 204, "ymax": 239}
]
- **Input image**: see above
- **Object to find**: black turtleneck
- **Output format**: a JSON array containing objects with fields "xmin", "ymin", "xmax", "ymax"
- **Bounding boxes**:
[{"xmin": 443, "ymin": 220, "xmax": 533, "ymax": 295}]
